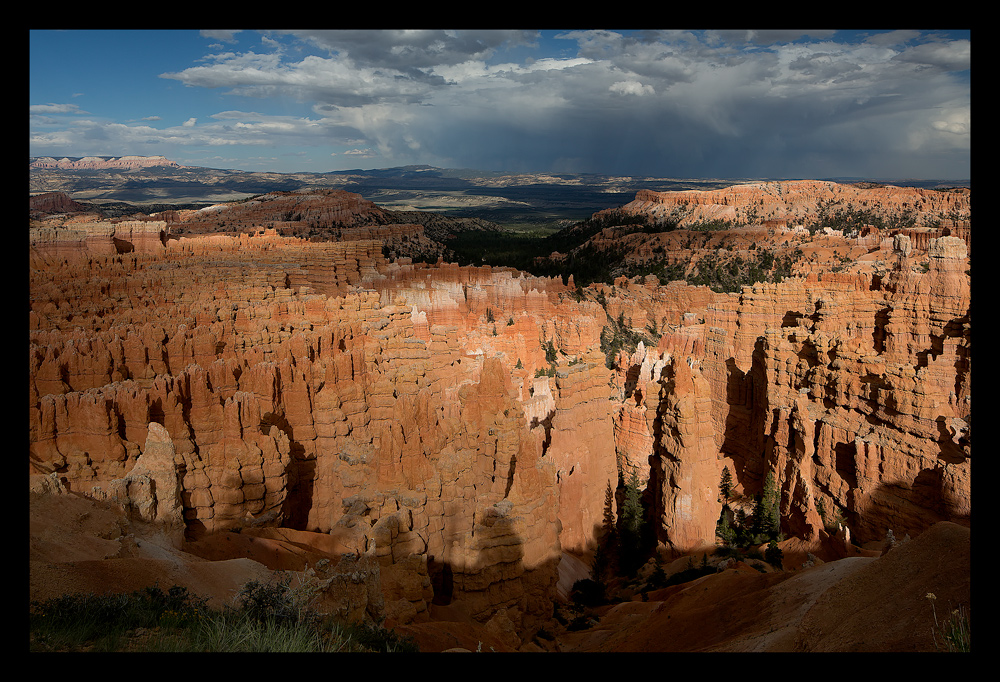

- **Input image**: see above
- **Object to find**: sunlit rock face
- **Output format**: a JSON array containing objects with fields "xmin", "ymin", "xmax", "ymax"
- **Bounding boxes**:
[
  {"xmin": 28, "ymin": 227, "xmax": 599, "ymax": 627},
  {"xmin": 598, "ymin": 234, "xmax": 970, "ymax": 551},
  {"xmin": 29, "ymin": 181, "xmax": 970, "ymax": 630}
]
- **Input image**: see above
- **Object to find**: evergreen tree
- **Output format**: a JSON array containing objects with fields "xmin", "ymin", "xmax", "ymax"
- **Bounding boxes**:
[
  {"xmin": 602, "ymin": 480, "xmax": 618, "ymax": 544},
  {"xmin": 765, "ymin": 539, "xmax": 784, "ymax": 568},
  {"xmin": 544, "ymin": 340, "xmax": 558, "ymax": 363},
  {"xmin": 752, "ymin": 471, "xmax": 781, "ymax": 544},
  {"xmin": 733, "ymin": 507, "xmax": 748, "ymax": 546},
  {"xmin": 619, "ymin": 466, "xmax": 646, "ymax": 575},
  {"xmin": 720, "ymin": 466, "xmax": 733, "ymax": 501},
  {"xmin": 716, "ymin": 506, "xmax": 736, "ymax": 546},
  {"xmin": 647, "ymin": 558, "xmax": 667, "ymax": 589},
  {"xmin": 594, "ymin": 480, "xmax": 618, "ymax": 580},
  {"xmin": 591, "ymin": 542, "xmax": 609, "ymax": 584}
]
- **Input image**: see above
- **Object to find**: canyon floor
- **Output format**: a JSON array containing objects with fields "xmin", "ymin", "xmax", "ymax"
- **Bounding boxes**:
[
  {"xmin": 29, "ymin": 174, "xmax": 971, "ymax": 652},
  {"xmin": 28, "ymin": 484, "xmax": 970, "ymax": 652}
]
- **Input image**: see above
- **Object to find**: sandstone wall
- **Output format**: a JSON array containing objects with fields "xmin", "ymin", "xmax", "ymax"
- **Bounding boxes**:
[{"xmin": 30, "ymin": 221, "xmax": 168, "ymax": 264}]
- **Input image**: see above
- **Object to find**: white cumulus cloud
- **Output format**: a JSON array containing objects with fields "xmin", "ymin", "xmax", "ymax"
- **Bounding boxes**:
[{"xmin": 610, "ymin": 80, "xmax": 654, "ymax": 96}]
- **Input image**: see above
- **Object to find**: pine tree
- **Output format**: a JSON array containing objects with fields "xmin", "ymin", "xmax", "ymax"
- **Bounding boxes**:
[
  {"xmin": 765, "ymin": 539, "xmax": 784, "ymax": 568},
  {"xmin": 602, "ymin": 480, "xmax": 617, "ymax": 542},
  {"xmin": 594, "ymin": 480, "xmax": 618, "ymax": 579},
  {"xmin": 753, "ymin": 471, "xmax": 781, "ymax": 543},
  {"xmin": 619, "ymin": 466, "xmax": 646, "ymax": 575},
  {"xmin": 720, "ymin": 466, "xmax": 733, "ymax": 501},
  {"xmin": 716, "ymin": 507, "xmax": 736, "ymax": 546}
]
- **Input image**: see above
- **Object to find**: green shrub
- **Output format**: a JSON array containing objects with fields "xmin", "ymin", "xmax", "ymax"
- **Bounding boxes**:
[
  {"xmin": 567, "ymin": 614, "xmax": 594, "ymax": 631},
  {"xmin": 661, "ymin": 564, "xmax": 715, "ymax": 588},
  {"xmin": 714, "ymin": 544, "xmax": 744, "ymax": 560},
  {"xmin": 600, "ymin": 315, "xmax": 650, "ymax": 369},
  {"xmin": 336, "ymin": 622, "xmax": 419, "ymax": 653},
  {"xmin": 716, "ymin": 506, "xmax": 736, "ymax": 546},
  {"xmin": 764, "ymin": 540, "xmax": 784, "ymax": 568},
  {"xmin": 570, "ymin": 578, "xmax": 606, "ymax": 607},
  {"xmin": 30, "ymin": 584, "xmax": 209, "ymax": 652},
  {"xmin": 29, "ymin": 578, "xmax": 416, "ymax": 653},
  {"xmin": 235, "ymin": 577, "xmax": 303, "ymax": 626}
]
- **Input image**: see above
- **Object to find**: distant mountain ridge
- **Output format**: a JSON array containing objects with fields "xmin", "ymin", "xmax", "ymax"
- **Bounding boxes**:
[
  {"xmin": 28, "ymin": 158, "xmax": 970, "ymax": 231},
  {"xmin": 30, "ymin": 155, "xmax": 180, "ymax": 171}
]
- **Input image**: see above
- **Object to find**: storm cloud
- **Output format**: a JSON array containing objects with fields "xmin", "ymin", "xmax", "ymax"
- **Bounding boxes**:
[{"xmin": 31, "ymin": 29, "xmax": 970, "ymax": 179}]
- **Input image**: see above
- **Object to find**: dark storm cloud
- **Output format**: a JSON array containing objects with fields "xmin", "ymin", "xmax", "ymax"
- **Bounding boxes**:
[
  {"xmin": 50, "ymin": 29, "xmax": 970, "ymax": 178},
  {"xmin": 285, "ymin": 29, "xmax": 538, "ymax": 73}
]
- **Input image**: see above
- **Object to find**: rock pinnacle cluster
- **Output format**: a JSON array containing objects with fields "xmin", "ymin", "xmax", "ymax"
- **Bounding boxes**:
[{"xmin": 29, "ymin": 180, "xmax": 971, "ymax": 650}]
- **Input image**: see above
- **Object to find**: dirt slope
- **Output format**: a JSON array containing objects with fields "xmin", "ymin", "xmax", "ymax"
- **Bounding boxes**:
[
  {"xmin": 559, "ymin": 522, "xmax": 969, "ymax": 652},
  {"xmin": 29, "ymin": 483, "xmax": 969, "ymax": 652}
]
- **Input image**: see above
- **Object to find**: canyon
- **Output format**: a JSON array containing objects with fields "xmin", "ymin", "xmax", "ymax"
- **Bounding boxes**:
[{"xmin": 29, "ymin": 178, "xmax": 971, "ymax": 651}]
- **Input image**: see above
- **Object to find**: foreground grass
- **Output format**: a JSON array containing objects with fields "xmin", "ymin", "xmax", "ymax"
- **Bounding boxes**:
[{"xmin": 29, "ymin": 581, "xmax": 418, "ymax": 653}]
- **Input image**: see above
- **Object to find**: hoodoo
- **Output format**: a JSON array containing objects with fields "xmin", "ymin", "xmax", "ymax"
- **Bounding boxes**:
[{"xmin": 29, "ymin": 180, "xmax": 971, "ymax": 651}]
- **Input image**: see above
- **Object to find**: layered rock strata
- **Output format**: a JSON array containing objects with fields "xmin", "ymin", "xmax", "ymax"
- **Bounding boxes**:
[
  {"xmin": 30, "ymin": 229, "xmax": 612, "ymax": 633},
  {"xmin": 29, "ymin": 185, "xmax": 971, "ymax": 633},
  {"xmin": 596, "ymin": 236, "xmax": 970, "ymax": 551},
  {"xmin": 618, "ymin": 181, "xmax": 970, "ymax": 235},
  {"xmin": 566, "ymin": 181, "xmax": 971, "ymax": 282}
]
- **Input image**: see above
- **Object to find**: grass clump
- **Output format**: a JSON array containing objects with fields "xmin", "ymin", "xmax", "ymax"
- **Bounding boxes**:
[
  {"xmin": 30, "ymin": 577, "xmax": 418, "ymax": 653},
  {"xmin": 29, "ymin": 584, "xmax": 209, "ymax": 652}
]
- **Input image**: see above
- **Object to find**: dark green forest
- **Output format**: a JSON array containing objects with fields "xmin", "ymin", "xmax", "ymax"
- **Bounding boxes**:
[{"xmin": 444, "ymin": 212, "xmax": 796, "ymax": 292}]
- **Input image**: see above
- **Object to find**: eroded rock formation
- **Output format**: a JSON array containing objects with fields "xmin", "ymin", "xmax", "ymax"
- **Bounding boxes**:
[
  {"xmin": 550, "ymin": 180, "xmax": 971, "ymax": 284},
  {"xmin": 29, "ymin": 227, "xmax": 603, "ymax": 635},
  {"xmin": 28, "ymin": 180, "xmax": 971, "ymax": 642},
  {"xmin": 619, "ymin": 180, "xmax": 970, "ymax": 234}
]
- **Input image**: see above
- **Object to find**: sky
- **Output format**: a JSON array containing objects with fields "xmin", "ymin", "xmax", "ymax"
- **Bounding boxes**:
[{"xmin": 29, "ymin": 29, "xmax": 971, "ymax": 180}]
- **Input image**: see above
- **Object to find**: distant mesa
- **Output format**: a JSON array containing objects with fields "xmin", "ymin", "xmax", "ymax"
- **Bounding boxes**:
[{"xmin": 29, "ymin": 155, "xmax": 180, "ymax": 171}]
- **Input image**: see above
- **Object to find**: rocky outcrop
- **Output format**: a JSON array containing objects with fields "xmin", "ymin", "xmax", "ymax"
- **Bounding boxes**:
[
  {"xmin": 598, "ymin": 234, "xmax": 970, "ymax": 551},
  {"xmin": 29, "ymin": 221, "xmax": 168, "ymax": 264},
  {"xmin": 29, "ymin": 191, "xmax": 89, "ymax": 217},
  {"xmin": 645, "ymin": 356, "xmax": 721, "ymax": 551},
  {"xmin": 166, "ymin": 189, "xmax": 451, "ymax": 261},
  {"xmin": 557, "ymin": 181, "xmax": 971, "ymax": 285},
  {"xmin": 173, "ymin": 189, "xmax": 393, "ymax": 233},
  {"xmin": 91, "ymin": 422, "xmax": 187, "ymax": 548}
]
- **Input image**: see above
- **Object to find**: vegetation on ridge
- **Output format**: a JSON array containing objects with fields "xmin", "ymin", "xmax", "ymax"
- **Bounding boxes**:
[
  {"xmin": 716, "ymin": 469, "xmax": 783, "ymax": 558},
  {"xmin": 444, "ymin": 208, "xmax": 800, "ymax": 291}
]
